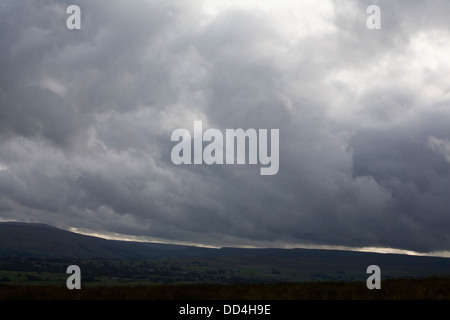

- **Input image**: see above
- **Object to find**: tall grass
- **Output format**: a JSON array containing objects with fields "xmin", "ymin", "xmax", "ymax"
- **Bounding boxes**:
[{"xmin": 1, "ymin": 278, "xmax": 449, "ymax": 300}]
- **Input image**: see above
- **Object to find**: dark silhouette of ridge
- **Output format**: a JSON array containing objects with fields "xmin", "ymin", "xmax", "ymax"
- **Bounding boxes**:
[
  {"xmin": 0, "ymin": 222, "xmax": 449, "ymax": 280},
  {"xmin": 0, "ymin": 221, "xmax": 215, "ymax": 259}
]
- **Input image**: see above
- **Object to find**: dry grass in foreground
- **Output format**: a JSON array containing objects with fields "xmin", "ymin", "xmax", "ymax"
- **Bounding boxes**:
[{"xmin": 1, "ymin": 278, "xmax": 449, "ymax": 300}]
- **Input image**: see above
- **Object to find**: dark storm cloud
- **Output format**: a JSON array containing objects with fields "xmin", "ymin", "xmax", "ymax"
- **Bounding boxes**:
[{"xmin": 1, "ymin": 0, "xmax": 450, "ymax": 253}]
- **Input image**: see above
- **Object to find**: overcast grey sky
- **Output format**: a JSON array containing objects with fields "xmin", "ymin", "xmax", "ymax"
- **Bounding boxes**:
[{"xmin": 1, "ymin": 0, "xmax": 450, "ymax": 255}]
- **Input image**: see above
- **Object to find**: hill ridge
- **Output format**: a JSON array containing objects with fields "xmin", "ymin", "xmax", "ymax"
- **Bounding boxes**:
[
  {"xmin": 1, "ymin": 222, "xmax": 450, "ymax": 281},
  {"xmin": 0, "ymin": 221, "xmax": 216, "ymax": 259}
]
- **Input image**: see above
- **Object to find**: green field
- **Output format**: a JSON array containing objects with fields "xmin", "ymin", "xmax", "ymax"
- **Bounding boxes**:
[
  {"xmin": 0, "ymin": 258, "xmax": 392, "ymax": 287},
  {"xmin": 0, "ymin": 270, "xmax": 66, "ymax": 285},
  {"xmin": 1, "ymin": 255, "xmax": 449, "ymax": 300},
  {"xmin": 1, "ymin": 254, "xmax": 449, "ymax": 288}
]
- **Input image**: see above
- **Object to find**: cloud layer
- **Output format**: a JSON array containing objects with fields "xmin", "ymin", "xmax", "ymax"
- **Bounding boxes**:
[{"xmin": 1, "ymin": 0, "xmax": 450, "ymax": 253}]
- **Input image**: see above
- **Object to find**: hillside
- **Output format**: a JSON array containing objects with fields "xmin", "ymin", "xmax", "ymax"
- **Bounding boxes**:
[
  {"xmin": 0, "ymin": 222, "xmax": 215, "ymax": 259},
  {"xmin": 0, "ymin": 222, "xmax": 449, "ymax": 282}
]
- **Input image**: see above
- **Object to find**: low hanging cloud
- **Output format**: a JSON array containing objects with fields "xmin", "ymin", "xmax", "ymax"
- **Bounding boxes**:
[{"xmin": 1, "ymin": 0, "xmax": 450, "ymax": 254}]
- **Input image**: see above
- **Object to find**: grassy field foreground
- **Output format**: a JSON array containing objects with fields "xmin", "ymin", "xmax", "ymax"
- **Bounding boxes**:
[{"xmin": 1, "ymin": 278, "xmax": 449, "ymax": 300}]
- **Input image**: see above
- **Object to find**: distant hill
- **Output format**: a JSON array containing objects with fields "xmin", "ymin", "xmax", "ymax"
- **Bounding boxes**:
[
  {"xmin": 0, "ymin": 222, "xmax": 215, "ymax": 259},
  {"xmin": 0, "ymin": 222, "xmax": 449, "ymax": 281}
]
